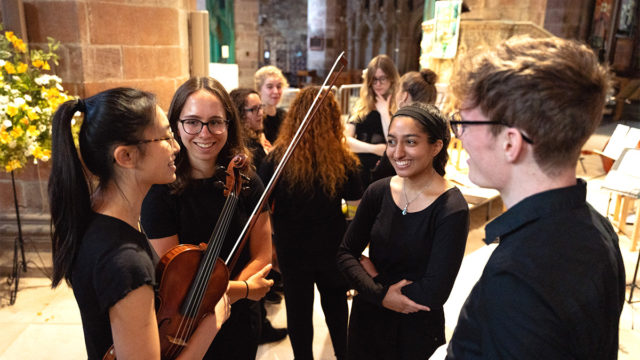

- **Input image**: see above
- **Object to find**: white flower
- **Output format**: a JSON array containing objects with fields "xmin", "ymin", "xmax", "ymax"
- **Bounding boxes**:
[
  {"xmin": 56, "ymin": 83, "xmax": 63, "ymax": 91},
  {"xmin": 24, "ymin": 94, "xmax": 32, "ymax": 102},
  {"xmin": 3, "ymin": 120, "xmax": 12, "ymax": 128},
  {"xmin": 0, "ymin": 60, "xmax": 5, "ymax": 66},
  {"xmin": 39, "ymin": 124, "xmax": 47, "ymax": 132}
]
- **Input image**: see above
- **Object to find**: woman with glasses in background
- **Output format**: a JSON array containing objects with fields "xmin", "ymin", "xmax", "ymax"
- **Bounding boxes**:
[
  {"xmin": 49, "ymin": 87, "xmax": 230, "ymax": 359},
  {"xmin": 345, "ymin": 54, "xmax": 400, "ymax": 187},
  {"xmin": 230, "ymin": 88, "xmax": 270, "ymax": 168},
  {"xmin": 141, "ymin": 77, "xmax": 274, "ymax": 360}
]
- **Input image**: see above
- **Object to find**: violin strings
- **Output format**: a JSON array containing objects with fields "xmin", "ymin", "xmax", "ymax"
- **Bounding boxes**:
[{"xmin": 168, "ymin": 192, "xmax": 238, "ymax": 357}]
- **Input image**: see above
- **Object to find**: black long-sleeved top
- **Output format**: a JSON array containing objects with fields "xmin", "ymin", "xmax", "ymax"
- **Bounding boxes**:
[
  {"xmin": 447, "ymin": 179, "xmax": 625, "ymax": 360},
  {"xmin": 337, "ymin": 178, "xmax": 469, "ymax": 309}
]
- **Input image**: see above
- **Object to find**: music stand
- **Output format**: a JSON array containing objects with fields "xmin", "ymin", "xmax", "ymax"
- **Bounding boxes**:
[
  {"xmin": 6, "ymin": 171, "xmax": 28, "ymax": 305},
  {"xmin": 600, "ymin": 148, "xmax": 640, "ymax": 303}
]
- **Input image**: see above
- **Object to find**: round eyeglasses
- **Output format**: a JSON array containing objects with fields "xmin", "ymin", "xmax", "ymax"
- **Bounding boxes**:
[
  {"xmin": 244, "ymin": 104, "xmax": 265, "ymax": 115},
  {"xmin": 449, "ymin": 112, "xmax": 534, "ymax": 144},
  {"xmin": 179, "ymin": 118, "xmax": 229, "ymax": 135}
]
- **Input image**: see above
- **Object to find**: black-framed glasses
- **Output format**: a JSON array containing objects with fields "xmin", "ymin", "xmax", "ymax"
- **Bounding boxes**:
[
  {"xmin": 449, "ymin": 112, "xmax": 534, "ymax": 144},
  {"xmin": 372, "ymin": 76, "xmax": 389, "ymax": 85},
  {"xmin": 244, "ymin": 104, "xmax": 265, "ymax": 115},
  {"xmin": 179, "ymin": 118, "xmax": 229, "ymax": 135}
]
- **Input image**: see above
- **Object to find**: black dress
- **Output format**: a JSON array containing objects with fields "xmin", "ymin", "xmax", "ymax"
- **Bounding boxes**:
[
  {"xmin": 259, "ymin": 158, "xmax": 363, "ymax": 360},
  {"xmin": 264, "ymin": 108, "xmax": 287, "ymax": 144},
  {"xmin": 349, "ymin": 110, "xmax": 387, "ymax": 186},
  {"xmin": 71, "ymin": 213, "xmax": 156, "ymax": 360},
  {"xmin": 141, "ymin": 171, "xmax": 267, "ymax": 360},
  {"xmin": 337, "ymin": 179, "xmax": 469, "ymax": 360}
]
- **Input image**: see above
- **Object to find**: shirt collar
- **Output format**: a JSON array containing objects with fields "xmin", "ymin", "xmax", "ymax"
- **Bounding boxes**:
[{"xmin": 484, "ymin": 179, "xmax": 587, "ymax": 245}]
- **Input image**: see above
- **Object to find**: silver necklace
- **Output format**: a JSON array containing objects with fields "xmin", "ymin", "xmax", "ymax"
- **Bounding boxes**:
[{"xmin": 402, "ymin": 177, "xmax": 433, "ymax": 215}]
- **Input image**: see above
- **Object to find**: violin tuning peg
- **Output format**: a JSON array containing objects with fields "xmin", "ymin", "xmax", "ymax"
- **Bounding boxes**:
[
  {"xmin": 213, "ymin": 181, "xmax": 226, "ymax": 190},
  {"xmin": 242, "ymin": 186, "xmax": 251, "ymax": 192},
  {"xmin": 240, "ymin": 174, "xmax": 251, "ymax": 181}
]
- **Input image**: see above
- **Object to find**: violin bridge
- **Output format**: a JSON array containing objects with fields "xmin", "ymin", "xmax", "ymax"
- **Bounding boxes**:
[{"xmin": 167, "ymin": 335, "xmax": 188, "ymax": 347}]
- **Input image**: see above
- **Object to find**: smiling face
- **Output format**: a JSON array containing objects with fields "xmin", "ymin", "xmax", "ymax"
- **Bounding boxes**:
[
  {"xmin": 177, "ymin": 90, "xmax": 228, "ymax": 176},
  {"xmin": 386, "ymin": 116, "xmax": 442, "ymax": 181},
  {"xmin": 138, "ymin": 106, "xmax": 180, "ymax": 185},
  {"xmin": 244, "ymin": 93, "xmax": 264, "ymax": 131},
  {"xmin": 260, "ymin": 76, "xmax": 284, "ymax": 107}
]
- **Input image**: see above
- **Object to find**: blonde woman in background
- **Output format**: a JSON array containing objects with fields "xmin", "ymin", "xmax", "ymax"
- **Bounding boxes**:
[
  {"xmin": 255, "ymin": 65, "xmax": 289, "ymax": 144},
  {"xmin": 345, "ymin": 54, "xmax": 400, "ymax": 187}
]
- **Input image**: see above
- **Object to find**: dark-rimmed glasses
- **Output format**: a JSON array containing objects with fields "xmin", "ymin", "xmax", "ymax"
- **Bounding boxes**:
[
  {"xmin": 449, "ymin": 112, "xmax": 534, "ymax": 144},
  {"xmin": 372, "ymin": 75, "xmax": 389, "ymax": 85},
  {"xmin": 179, "ymin": 118, "xmax": 229, "ymax": 135},
  {"xmin": 244, "ymin": 104, "xmax": 265, "ymax": 115}
]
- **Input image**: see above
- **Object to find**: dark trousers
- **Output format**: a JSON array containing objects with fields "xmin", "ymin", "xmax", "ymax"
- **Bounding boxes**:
[{"xmin": 280, "ymin": 263, "xmax": 348, "ymax": 360}]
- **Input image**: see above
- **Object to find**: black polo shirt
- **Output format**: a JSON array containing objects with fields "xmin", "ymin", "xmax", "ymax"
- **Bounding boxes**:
[{"xmin": 447, "ymin": 179, "xmax": 625, "ymax": 359}]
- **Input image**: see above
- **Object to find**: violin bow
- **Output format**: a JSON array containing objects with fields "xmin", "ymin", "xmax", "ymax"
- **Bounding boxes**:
[{"xmin": 225, "ymin": 51, "xmax": 348, "ymax": 271}]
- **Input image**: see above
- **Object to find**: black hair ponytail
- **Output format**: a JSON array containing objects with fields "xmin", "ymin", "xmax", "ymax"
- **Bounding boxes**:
[{"xmin": 49, "ymin": 99, "xmax": 92, "ymax": 287}]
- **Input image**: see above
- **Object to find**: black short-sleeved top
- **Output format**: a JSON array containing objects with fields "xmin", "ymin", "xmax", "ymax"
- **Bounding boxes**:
[
  {"xmin": 446, "ymin": 179, "xmax": 625, "ymax": 360},
  {"xmin": 140, "ymin": 170, "xmax": 266, "ymax": 279},
  {"xmin": 264, "ymin": 108, "xmax": 286, "ymax": 144},
  {"xmin": 71, "ymin": 213, "xmax": 156, "ymax": 360},
  {"xmin": 247, "ymin": 136, "xmax": 268, "ymax": 170},
  {"xmin": 258, "ymin": 156, "xmax": 363, "ymax": 268},
  {"xmin": 349, "ymin": 110, "xmax": 386, "ymax": 185}
]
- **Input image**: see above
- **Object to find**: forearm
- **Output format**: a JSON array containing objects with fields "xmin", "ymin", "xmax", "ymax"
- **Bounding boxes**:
[{"xmin": 346, "ymin": 137, "xmax": 386, "ymax": 156}]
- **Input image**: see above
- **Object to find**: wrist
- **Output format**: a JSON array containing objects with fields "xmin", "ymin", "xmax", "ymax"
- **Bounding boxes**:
[{"xmin": 243, "ymin": 280, "xmax": 249, "ymax": 299}]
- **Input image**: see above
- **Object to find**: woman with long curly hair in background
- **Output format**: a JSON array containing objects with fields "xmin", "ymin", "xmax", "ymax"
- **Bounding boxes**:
[{"xmin": 258, "ymin": 87, "xmax": 363, "ymax": 360}]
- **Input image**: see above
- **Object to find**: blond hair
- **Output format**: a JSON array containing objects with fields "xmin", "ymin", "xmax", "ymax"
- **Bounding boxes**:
[{"xmin": 254, "ymin": 65, "xmax": 289, "ymax": 91}]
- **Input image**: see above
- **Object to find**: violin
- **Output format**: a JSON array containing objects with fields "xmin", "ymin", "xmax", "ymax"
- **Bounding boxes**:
[{"xmin": 103, "ymin": 155, "xmax": 247, "ymax": 360}]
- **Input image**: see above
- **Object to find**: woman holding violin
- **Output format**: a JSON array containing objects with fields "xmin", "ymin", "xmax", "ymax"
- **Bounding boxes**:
[
  {"xmin": 259, "ymin": 87, "xmax": 363, "ymax": 360},
  {"xmin": 49, "ymin": 88, "xmax": 229, "ymax": 359},
  {"xmin": 141, "ymin": 77, "xmax": 273, "ymax": 359},
  {"xmin": 337, "ymin": 103, "xmax": 469, "ymax": 359}
]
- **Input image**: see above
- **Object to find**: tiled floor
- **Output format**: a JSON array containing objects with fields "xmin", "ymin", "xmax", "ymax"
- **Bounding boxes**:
[{"xmin": 1, "ymin": 121, "xmax": 639, "ymax": 359}]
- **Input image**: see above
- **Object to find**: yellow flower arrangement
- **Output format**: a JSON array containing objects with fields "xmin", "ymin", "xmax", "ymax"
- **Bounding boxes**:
[{"xmin": 1, "ymin": 24, "xmax": 75, "ymax": 172}]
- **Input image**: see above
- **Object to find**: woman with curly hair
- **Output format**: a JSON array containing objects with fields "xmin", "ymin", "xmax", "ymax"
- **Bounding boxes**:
[
  {"xmin": 259, "ymin": 87, "xmax": 363, "ymax": 360},
  {"xmin": 345, "ymin": 54, "xmax": 400, "ymax": 186}
]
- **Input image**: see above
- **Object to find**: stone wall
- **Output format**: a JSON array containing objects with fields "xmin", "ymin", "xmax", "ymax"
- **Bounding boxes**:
[
  {"xmin": 258, "ymin": 0, "xmax": 308, "ymax": 87},
  {"xmin": 463, "ymin": 0, "xmax": 548, "ymax": 26},
  {"xmin": 234, "ymin": 0, "xmax": 260, "ymax": 88},
  {"xmin": 1, "ymin": 0, "xmax": 198, "ymax": 276},
  {"xmin": 23, "ymin": 0, "xmax": 195, "ymax": 111}
]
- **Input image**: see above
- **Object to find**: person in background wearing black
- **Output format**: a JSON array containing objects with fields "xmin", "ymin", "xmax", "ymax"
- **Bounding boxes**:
[
  {"xmin": 337, "ymin": 103, "xmax": 469, "ymax": 360},
  {"xmin": 255, "ymin": 65, "xmax": 288, "ymax": 144},
  {"xmin": 445, "ymin": 36, "xmax": 625, "ymax": 359},
  {"xmin": 140, "ymin": 77, "xmax": 273, "ymax": 359},
  {"xmin": 49, "ymin": 88, "xmax": 229, "ymax": 359},
  {"xmin": 260, "ymin": 87, "xmax": 363, "ymax": 360},
  {"xmin": 345, "ymin": 54, "xmax": 400, "ymax": 187},
  {"xmin": 230, "ymin": 87, "xmax": 288, "ymax": 345},
  {"xmin": 371, "ymin": 68, "xmax": 441, "ymax": 183}
]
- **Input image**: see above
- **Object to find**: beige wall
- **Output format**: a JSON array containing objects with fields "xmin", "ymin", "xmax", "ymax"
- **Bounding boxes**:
[{"xmin": 23, "ymin": 0, "xmax": 196, "ymax": 110}]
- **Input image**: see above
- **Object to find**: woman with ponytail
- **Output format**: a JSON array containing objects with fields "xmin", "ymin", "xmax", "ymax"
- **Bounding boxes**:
[
  {"xmin": 337, "ymin": 102, "xmax": 469, "ymax": 359},
  {"xmin": 48, "ymin": 88, "xmax": 229, "ymax": 359}
]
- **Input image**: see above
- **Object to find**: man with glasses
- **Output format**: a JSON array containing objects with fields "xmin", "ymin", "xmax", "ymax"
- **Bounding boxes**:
[{"xmin": 445, "ymin": 37, "xmax": 624, "ymax": 359}]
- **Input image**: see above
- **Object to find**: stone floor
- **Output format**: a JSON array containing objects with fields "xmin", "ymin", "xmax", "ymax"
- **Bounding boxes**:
[{"xmin": 1, "ymin": 120, "xmax": 639, "ymax": 359}]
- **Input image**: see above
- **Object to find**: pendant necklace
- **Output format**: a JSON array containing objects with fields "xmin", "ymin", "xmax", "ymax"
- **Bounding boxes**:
[{"xmin": 402, "ymin": 177, "xmax": 433, "ymax": 215}]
